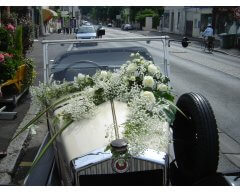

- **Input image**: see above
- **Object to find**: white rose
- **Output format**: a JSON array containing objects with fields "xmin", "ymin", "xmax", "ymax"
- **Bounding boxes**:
[
  {"xmin": 77, "ymin": 73, "xmax": 85, "ymax": 80},
  {"xmin": 129, "ymin": 76, "xmax": 136, "ymax": 81},
  {"xmin": 127, "ymin": 63, "xmax": 137, "ymax": 73},
  {"xmin": 130, "ymin": 53, "xmax": 135, "ymax": 57},
  {"xmin": 157, "ymin": 83, "xmax": 168, "ymax": 92},
  {"xmin": 141, "ymin": 91, "xmax": 156, "ymax": 103},
  {"xmin": 135, "ymin": 59, "xmax": 141, "ymax": 63},
  {"xmin": 143, "ymin": 76, "xmax": 155, "ymax": 88},
  {"xmin": 100, "ymin": 71, "xmax": 108, "ymax": 78},
  {"xmin": 87, "ymin": 87, "xmax": 95, "ymax": 96},
  {"xmin": 136, "ymin": 52, "xmax": 140, "ymax": 57},
  {"xmin": 148, "ymin": 64, "xmax": 158, "ymax": 75}
]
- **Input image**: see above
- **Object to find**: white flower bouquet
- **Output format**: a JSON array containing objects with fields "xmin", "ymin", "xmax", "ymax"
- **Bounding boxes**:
[{"xmin": 14, "ymin": 53, "xmax": 177, "ymax": 167}]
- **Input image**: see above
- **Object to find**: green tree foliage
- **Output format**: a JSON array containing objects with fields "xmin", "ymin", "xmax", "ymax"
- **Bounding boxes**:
[
  {"xmin": 136, "ymin": 9, "xmax": 157, "ymax": 28},
  {"xmin": 15, "ymin": 25, "xmax": 23, "ymax": 56},
  {"xmin": 90, "ymin": 7, "xmax": 108, "ymax": 22},
  {"xmin": 130, "ymin": 7, "xmax": 164, "ymax": 29},
  {"xmin": 80, "ymin": 6, "xmax": 93, "ymax": 16},
  {"xmin": 107, "ymin": 7, "xmax": 123, "ymax": 21},
  {"xmin": 81, "ymin": 7, "xmax": 123, "ymax": 23}
]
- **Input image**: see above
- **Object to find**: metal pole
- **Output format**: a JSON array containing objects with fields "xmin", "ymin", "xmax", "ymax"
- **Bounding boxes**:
[
  {"xmin": 43, "ymin": 43, "xmax": 48, "ymax": 84},
  {"xmin": 163, "ymin": 38, "xmax": 169, "ymax": 78}
]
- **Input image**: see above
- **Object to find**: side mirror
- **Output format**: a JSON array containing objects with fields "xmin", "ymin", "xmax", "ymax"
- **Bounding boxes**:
[
  {"xmin": 182, "ymin": 37, "xmax": 189, "ymax": 48},
  {"xmin": 98, "ymin": 29, "xmax": 105, "ymax": 36}
]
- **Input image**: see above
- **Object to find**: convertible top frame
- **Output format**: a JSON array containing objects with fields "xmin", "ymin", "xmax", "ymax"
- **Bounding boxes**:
[{"xmin": 42, "ymin": 36, "xmax": 170, "ymax": 84}]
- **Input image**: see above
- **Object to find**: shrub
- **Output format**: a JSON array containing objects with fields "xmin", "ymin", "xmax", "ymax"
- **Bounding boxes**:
[
  {"xmin": 15, "ymin": 25, "xmax": 23, "ymax": 56},
  {"xmin": 0, "ymin": 53, "xmax": 20, "ymax": 83},
  {"xmin": 18, "ymin": 17, "xmax": 34, "ymax": 56},
  {"xmin": 135, "ymin": 9, "xmax": 157, "ymax": 29},
  {"xmin": 0, "ymin": 27, "xmax": 14, "ymax": 52}
]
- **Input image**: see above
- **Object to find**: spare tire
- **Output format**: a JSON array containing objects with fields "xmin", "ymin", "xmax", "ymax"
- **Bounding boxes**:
[{"xmin": 172, "ymin": 92, "xmax": 219, "ymax": 185}]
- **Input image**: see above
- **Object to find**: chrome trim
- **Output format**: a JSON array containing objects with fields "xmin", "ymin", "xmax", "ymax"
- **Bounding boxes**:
[
  {"xmin": 71, "ymin": 148, "xmax": 112, "ymax": 172},
  {"xmin": 71, "ymin": 147, "xmax": 168, "ymax": 185}
]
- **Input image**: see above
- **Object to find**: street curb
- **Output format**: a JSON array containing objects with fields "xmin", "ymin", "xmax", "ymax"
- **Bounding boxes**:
[
  {"xmin": 0, "ymin": 97, "xmax": 40, "ymax": 185},
  {"xmin": 213, "ymin": 49, "xmax": 240, "ymax": 58}
]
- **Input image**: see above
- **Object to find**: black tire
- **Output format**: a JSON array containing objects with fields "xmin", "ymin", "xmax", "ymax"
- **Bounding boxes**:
[{"xmin": 172, "ymin": 92, "xmax": 219, "ymax": 185}]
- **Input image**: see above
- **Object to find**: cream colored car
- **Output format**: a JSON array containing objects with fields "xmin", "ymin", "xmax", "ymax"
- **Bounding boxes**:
[{"xmin": 24, "ymin": 37, "xmax": 236, "ymax": 186}]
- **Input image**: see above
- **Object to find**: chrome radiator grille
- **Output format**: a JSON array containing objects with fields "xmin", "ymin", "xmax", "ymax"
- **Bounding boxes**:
[{"xmin": 78, "ymin": 158, "xmax": 163, "ymax": 176}]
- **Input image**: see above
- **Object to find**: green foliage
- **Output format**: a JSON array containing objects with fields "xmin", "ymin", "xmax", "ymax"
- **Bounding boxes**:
[
  {"xmin": 0, "ymin": 56, "xmax": 19, "ymax": 83},
  {"xmin": 130, "ymin": 7, "xmax": 164, "ymax": 29},
  {"xmin": 87, "ymin": 7, "xmax": 124, "ymax": 23},
  {"xmin": 19, "ymin": 18, "xmax": 34, "ymax": 56},
  {"xmin": 0, "ymin": 11, "xmax": 17, "ymax": 26},
  {"xmin": 80, "ymin": 6, "xmax": 93, "ymax": 16},
  {"xmin": 136, "ymin": 9, "xmax": 157, "ymax": 28},
  {"xmin": 22, "ymin": 57, "xmax": 36, "ymax": 89},
  {"xmin": 29, "ymin": 119, "xmax": 73, "ymax": 173},
  {"xmin": 152, "ymin": 15, "xmax": 160, "ymax": 29},
  {"xmin": 15, "ymin": 25, "xmax": 23, "ymax": 56},
  {"xmin": 0, "ymin": 27, "xmax": 14, "ymax": 52}
]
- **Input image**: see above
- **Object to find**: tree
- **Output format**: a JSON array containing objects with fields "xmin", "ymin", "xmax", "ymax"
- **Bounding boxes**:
[
  {"xmin": 80, "ymin": 7, "xmax": 93, "ymax": 16},
  {"xmin": 107, "ymin": 7, "xmax": 123, "ymax": 21},
  {"xmin": 136, "ymin": 9, "xmax": 157, "ymax": 29},
  {"xmin": 130, "ymin": 7, "xmax": 164, "ymax": 29}
]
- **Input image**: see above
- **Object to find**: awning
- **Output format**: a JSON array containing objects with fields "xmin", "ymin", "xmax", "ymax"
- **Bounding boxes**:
[{"xmin": 42, "ymin": 8, "xmax": 58, "ymax": 23}]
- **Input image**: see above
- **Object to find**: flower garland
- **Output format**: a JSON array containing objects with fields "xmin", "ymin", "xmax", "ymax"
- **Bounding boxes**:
[{"xmin": 31, "ymin": 53, "xmax": 176, "ymax": 155}]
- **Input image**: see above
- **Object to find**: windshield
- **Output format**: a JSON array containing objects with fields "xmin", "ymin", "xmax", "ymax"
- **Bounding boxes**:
[
  {"xmin": 77, "ymin": 27, "xmax": 95, "ymax": 34},
  {"xmin": 45, "ymin": 28, "xmax": 168, "ymax": 83}
]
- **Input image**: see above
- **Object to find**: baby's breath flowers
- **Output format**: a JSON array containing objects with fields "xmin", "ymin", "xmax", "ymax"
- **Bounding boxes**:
[{"xmin": 31, "ymin": 52, "xmax": 175, "ymax": 155}]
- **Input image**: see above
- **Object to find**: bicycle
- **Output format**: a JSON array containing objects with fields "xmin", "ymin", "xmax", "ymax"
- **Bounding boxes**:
[{"xmin": 203, "ymin": 36, "xmax": 215, "ymax": 53}]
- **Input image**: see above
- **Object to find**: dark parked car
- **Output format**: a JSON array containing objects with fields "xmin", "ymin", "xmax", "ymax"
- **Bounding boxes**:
[{"xmin": 121, "ymin": 24, "xmax": 134, "ymax": 31}]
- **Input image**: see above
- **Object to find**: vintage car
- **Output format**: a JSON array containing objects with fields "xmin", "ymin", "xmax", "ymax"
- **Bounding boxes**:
[{"xmin": 23, "ymin": 37, "xmax": 239, "ymax": 186}]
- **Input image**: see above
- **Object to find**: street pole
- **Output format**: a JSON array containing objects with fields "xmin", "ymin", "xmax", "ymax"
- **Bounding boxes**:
[{"xmin": 72, "ymin": 6, "xmax": 73, "ymax": 34}]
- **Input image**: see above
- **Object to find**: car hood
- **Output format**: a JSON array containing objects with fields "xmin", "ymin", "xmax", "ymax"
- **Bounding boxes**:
[
  {"xmin": 54, "ymin": 100, "xmax": 129, "ymax": 162},
  {"xmin": 53, "ymin": 99, "xmax": 169, "ymax": 163}
]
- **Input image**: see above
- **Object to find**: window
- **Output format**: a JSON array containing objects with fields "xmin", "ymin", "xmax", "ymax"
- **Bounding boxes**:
[{"xmin": 163, "ymin": 12, "xmax": 170, "ymax": 28}]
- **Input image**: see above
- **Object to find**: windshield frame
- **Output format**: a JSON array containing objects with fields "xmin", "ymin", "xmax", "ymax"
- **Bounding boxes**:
[{"xmin": 42, "ymin": 36, "xmax": 170, "ymax": 84}]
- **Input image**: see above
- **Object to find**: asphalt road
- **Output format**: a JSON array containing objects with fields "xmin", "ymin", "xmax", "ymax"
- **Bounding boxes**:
[
  {"xmin": 100, "ymin": 28, "xmax": 240, "ymax": 172},
  {"xmin": 8, "ymin": 28, "xmax": 240, "ymax": 184}
]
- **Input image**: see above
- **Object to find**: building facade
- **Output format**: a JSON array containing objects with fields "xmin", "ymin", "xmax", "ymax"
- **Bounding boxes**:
[
  {"xmin": 161, "ymin": 7, "xmax": 213, "ymax": 38},
  {"xmin": 160, "ymin": 7, "xmax": 186, "ymax": 35}
]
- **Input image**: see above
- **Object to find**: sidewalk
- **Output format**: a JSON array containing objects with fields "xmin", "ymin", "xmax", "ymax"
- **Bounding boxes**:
[
  {"xmin": 129, "ymin": 29, "xmax": 240, "ymax": 58},
  {"xmin": 0, "ymin": 33, "xmax": 75, "ymax": 185}
]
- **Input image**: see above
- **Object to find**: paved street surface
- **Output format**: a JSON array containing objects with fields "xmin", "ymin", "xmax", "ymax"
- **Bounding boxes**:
[
  {"xmin": 102, "ymin": 28, "xmax": 240, "ymax": 172},
  {"xmin": 1, "ymin": 28, "xmax": 240, "ymax": 185}
]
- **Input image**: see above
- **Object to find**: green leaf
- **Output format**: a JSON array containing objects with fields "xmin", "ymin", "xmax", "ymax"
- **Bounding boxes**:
[
  {"xmin": 29, "ymin": 119, "xmax": 73, "ymax": 173},
  {"xmin": 11, "ymin": 91, "xmax": 82, "ymax": 142},
  {"xmin": 163, "ymin": 98, "xmax": 189, "ymax": 120}
]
